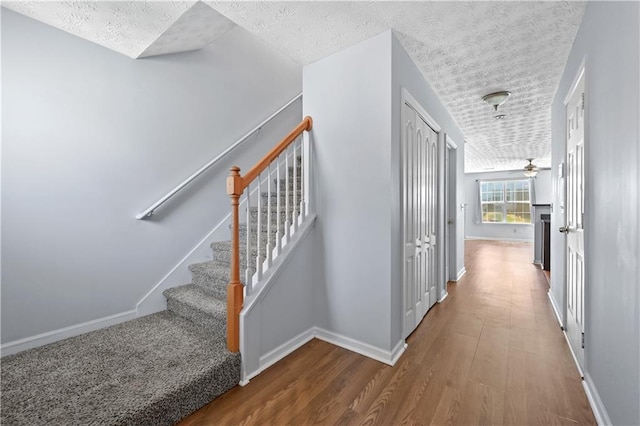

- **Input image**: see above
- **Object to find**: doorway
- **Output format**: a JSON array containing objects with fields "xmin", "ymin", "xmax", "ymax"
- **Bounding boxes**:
[{"xmin": 444, "ymin": 136, "xmax": 458, "ymax": 294}]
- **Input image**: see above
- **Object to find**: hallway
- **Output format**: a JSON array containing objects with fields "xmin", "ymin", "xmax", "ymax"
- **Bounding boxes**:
[{"xmin": 180, "ymin": 240, "xmax": 596, "ymax": 425}]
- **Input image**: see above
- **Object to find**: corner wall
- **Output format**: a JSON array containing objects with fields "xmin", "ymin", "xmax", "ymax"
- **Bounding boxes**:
[
  {"xmin": 1, "ymin": 9, "xmax": 302, "ymax": 345},
  {"xmin": 391, "ymin": 33, "xmax": 466, "ymax": 345},
  {"xmin": 303, "ymin": 31, "xmax": 394, "ymax": 352},
  {"xmin": 550, "ymin": 2, "xmax": 639, "ymax": 424}
]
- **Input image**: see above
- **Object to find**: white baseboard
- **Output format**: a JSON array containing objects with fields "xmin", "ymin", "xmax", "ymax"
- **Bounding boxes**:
[
  {"xmin": 0, "ymin": 309, "xmax": 138, "ymax": 357},
  {"xmin": 562, "ymin": 329, "xmax": 584, "ymax": 378},
  {"xmin": 241, "ymin": 327, "xmax": 315, "ymax": 386},
  {"xmin": 547, "ymin": 291, "xmax": 564, "ymax": 329},
  {"xmin": 465, "ymin": 236, "xmax": 534, "ymax": 243},
  {"xmin": 314, "ymin": 327, "xmax": 406, "ymax": 366},
  {"xmin": 242, "ymin": 327, "xmax": 407, "ymax": 385},
  {"xmin": 438, "ymin": 291, "xmax": 449, "ymax": 303},
  {"xmin": 583, "ymin": 372, "xmax": 612, "ymax": 426},
  {"xmin": 455, "ymin": 267, "xmax": 467, "ymax": 281}
]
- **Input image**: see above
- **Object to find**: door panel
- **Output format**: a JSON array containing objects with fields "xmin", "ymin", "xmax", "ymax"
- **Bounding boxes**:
[
  {"xmin": 565, "ymin": 72, "xmax": 585, "ymax": 367},
  {"xmin": 403, "ymin": 102, "xmax": 439, "ymax": 338}
]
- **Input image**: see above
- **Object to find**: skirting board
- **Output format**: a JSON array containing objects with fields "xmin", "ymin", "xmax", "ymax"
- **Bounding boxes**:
[
  {"xmin": 241, "ymin": 327, "xmax": 407, "ymax": 385},
  {"xmin": 583, "ymin": 372, "xmax": 612, "ymax": 426},
  {"xmin": 241, "ymin": 327, "xmax": 315, "ymax": 385},
  {"xmin": 315, "ymin": 327, "xmax": 407, "ymax": 366},
  {"xmin": 0, "ymin": 309, "xmax": 137, "ymax": 357},
  {"xmin": 562, "ymin": 329, "xmax": 584, "ymax": 379},
  {"xmin": 438, "ymin": 292, "xmax": 449, "ymax": 303},
  {"xmin": 455, "ymin": 267, "xmax": 467, "ymax": 281},
  {"xmin": 547, "ymin": 291, "xmax": 564, "ymax": 329}
]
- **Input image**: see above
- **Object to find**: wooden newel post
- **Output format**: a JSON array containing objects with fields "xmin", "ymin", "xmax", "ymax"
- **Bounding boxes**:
[{"xmin": 226, "ymin": 166, "xmax": 244, "ymax": 352}]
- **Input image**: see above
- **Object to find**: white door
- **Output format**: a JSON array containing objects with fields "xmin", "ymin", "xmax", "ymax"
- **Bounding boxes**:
[
  {"xmin": 403, "ymin": 102, "xmax": 438, "ymax": 338},
  {"xmin": 563, "ymin": 70, "xmax": 585, "ymax": 367}
]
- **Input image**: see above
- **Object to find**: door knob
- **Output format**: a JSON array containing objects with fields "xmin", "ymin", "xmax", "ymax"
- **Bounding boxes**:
[{"xmin": 559, "ymin": 226, "xmax": 569, "ymax": 234}]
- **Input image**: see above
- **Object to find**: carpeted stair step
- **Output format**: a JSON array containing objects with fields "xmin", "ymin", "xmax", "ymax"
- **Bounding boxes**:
[
  {"xmin": 0, "ymin": 311, "xmax": 240, "ymax": 426},
  {"xmin": 211, "ymin": 240, "xmax": 262, "ymax": 270},
  {"xmin": 273, "ymin": 177, "xmax": 303, "ymax": 191},
  {"xmin": 261, "ymin": 190, "xmax": 302, "ymax": 203},
  {"xmin": 239, "ymin": 222, "xmax": 284, "ymax": 241},
  {"xmin": 164, "ymin": 285, "xmax": 227, "ymax": 338},
  {"xmin": 189, "ymin": 261, "xmax": 228, "ymax": 299},
  {"xmin": 249, "ymin": 206, "xmax": 295, "ymax": 227}
]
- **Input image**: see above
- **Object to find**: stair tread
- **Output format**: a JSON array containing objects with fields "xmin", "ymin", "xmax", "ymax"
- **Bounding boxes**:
[
  {"xmin": 189, "ymin": 261, "xmax": 230, "ymax": 277},
  {"xmin": 164, "ymin": 284, "xmax": 227, "ymax": 314},
  {"xmin": 0, "ymin": 311, "xmax": 240, "ymax": 426}
]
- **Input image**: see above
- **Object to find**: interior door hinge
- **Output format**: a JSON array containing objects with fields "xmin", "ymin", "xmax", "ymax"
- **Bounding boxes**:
[
  {"xmin": 581, "ymin": 93, "xmax": 585, "ymax": 110},
  {"xmin": 581, "ymin": 332, "xmax": 585, "ymax": 349}
]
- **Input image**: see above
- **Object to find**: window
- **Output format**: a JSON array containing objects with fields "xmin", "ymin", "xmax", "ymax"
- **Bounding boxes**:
[{"xmin": 480, "ymin": 180, "xmax": 531, "ymax": 224}]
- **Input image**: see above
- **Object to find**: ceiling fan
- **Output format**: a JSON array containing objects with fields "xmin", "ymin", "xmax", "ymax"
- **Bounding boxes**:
[{"xmin": 523, "ymin": 159, "xmax": 539, "ymax": 177}]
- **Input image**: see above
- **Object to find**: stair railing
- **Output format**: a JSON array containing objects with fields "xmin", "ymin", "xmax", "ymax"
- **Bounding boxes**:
[
  {"xmin": 226, "ymin": 116, "xmax": 313, "ymax": 352},
  {"xmin": 135, "ymin": 93, "xmax": 302, "ymax": 220}
]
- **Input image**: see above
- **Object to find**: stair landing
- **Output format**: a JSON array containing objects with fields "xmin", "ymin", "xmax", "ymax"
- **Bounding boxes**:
[{"xmin": 1, "ymin": 311, "xmax": 240, "ymax": 426}]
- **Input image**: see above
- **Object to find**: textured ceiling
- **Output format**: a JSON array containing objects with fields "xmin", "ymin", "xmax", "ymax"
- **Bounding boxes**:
[
  {"xmin": 2, "ymin": 1, "xmax": 235, "ymax": 58},
  {"xmin": 207, "ymin": 1, "xmax": 586, "ymax": 173},
  {"xmin": 3, "ymin": 1, "xmax": 586, "ymax": 173}
]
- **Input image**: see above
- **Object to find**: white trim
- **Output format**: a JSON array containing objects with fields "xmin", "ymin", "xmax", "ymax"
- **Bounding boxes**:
[
  {"xmin": 563, "ymin": 57, "xmax": 587, "ymax": 106},
  {"xmin": 456, "ymin": 267, "xmax": 467, "ymax": 281},
  {"xmin": 401, "ymin": 88, "xmax": 441, "ymax": 132},
  {"xmin": 446, "ymin": 135, "xmax": 458, "ymax": 149},
  {"xmin": 241, "ymin": 214, "xmax": 317, "ymax": 314},
  {"xmin": 438, "ymin": 292, "xmax": 449, "ymax": 303},
  {"xmin": 562, "ymin": 329, "xmax": 584, "ymax": 378},
  {"xmin": 547, "ymin": 291, "xmax": 564, "ymax": 329},
  {"xmin": 465, "ymin": 236, "xmax": 534, "ymax": 243},
  {"xmin": 315, "ymin": 327, "xmax": 406, "ymax": 366},
  {"xmin": 583, "ymin": 372, "xmax": 612, "ymax": 426},
  {"xmin": 242, "ymin": 329, "xmax": 407, "ymax": 385},
  {"xmin": 241, "ymin": 327, "xmax": 315, "ymax": 386},
  {"xmin": 0, "ymin": 309, "xmax": 137, "ymax": 357}
]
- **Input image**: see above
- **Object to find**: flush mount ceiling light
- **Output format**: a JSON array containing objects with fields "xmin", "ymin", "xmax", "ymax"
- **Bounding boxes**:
[
  {"xmin": 482, "ymin": 91, "xmax": 511, "ymax": 112},
  {"xmin": 523, "ymin": 158, "xmax": 539, "ymax": 177}
]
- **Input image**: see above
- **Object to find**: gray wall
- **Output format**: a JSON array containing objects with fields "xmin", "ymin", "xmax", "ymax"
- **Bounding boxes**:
[
  {"xmin": 304, "ymin": 30, "xmax": 466, "ymax": 354},
  {"xmin": 390, "ymin": 33, "xmax": 466, "ymax": 345},
  {"xmin": 304, "ymin": 31, "xmax": 394, "ymax": 351},
  {"xmin": 550, "ymin": 2, "xmax": 639, "ymax": 424},
  {"xmin": 1, "ymin": 9, "xmax": 302, "ymax": 344},
  {"xmin": 464, "ymin": 169, "xmax": 552, "ymax": 242}
]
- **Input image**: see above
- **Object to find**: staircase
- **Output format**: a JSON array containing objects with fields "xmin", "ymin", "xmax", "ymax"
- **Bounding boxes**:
[
  {"xmin": 163, "ymin": 160, "xmax": 303, "ymax": 346},
  {"xmin": 1, "ymin": 163, "xmax": 304, "ymax": 425}
]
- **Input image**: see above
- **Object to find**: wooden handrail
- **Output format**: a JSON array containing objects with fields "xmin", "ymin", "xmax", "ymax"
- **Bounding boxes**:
[
  {"xmin": 240, "ymin": 116, "xmax": 313, "ymax": 190},
  {"xmin": 225, "ymin": 116, "xmax": 313, "ymax": 352}
]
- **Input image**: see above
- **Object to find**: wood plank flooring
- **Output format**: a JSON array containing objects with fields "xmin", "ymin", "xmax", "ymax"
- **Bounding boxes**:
[{"xmin": 180, "ymin": 240, "xmax": 595, "ymax": 425}]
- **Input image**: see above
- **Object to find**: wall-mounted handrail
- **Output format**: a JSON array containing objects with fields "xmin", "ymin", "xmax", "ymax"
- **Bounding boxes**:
[
  {"xmin": 135, "ymin": 93, "xmax": 302, "ymax": 220},
  {"xmin": 226, "ymin": 116, "xmax": 313, "ymax": 352}
]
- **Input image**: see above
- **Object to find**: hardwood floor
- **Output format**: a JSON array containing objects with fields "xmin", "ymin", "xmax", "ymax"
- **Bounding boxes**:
[{"xmin": 180, "ymin": 240, "xmax": 595, "ymax": 425}]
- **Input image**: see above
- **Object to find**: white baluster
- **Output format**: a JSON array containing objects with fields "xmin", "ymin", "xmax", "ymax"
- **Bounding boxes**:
[
  {"xmin": 266, "ymin": 162, "xmax": 273, "ymax": 269},
  {"xmin": 244, "ymin": 186, "xmax": 252, "ymax": 294},
  {"xmin": 285, "ymin": 146, "xmax": 291, "ymax": 241},
  {"xmin": 256, "ymin": 172, "xmax": 263, "ymax": 282},
  {"xmin": 299, "ymin": 138, "xmax": 305, "ymax": 223},
  {"xmin": 293, "ymin": 141, "xmax": 299, "ymax": 233},
  {"xmin": 276, "ymin": 156, "xmax": 282, "ymax": 256}
]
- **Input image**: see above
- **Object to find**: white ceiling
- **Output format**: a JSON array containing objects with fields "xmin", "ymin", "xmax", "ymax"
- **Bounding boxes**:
[
  {"xmin": 3, "ymin": 1, "xmax": 587, "ymax": 173},
  {"xmin": 2, "ymin": 1, "xmax": 235, "ymax": 58}
]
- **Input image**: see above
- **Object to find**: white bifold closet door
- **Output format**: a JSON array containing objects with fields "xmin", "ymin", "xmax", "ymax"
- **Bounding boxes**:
[{"xmin": 402, "ymin": 102, "xmax": 438, "ymax": 339}]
